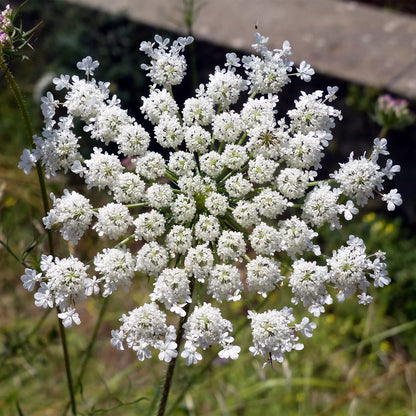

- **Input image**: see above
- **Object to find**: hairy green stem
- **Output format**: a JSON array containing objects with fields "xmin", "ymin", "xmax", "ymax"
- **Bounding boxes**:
[
  {"xmin": 379, "ymin": 126, "xmax": 389, "ymax": 139},
  {"xmin": 1, "ymin": 57, "xmax": 77, "ymax": 416},
  {"xmin": 58, "ymin": 315, "xmax": 77, "ymax": 416},
  {"xmin": 157, "ymin": 278, "xmax": 195, "ymax": 416}
]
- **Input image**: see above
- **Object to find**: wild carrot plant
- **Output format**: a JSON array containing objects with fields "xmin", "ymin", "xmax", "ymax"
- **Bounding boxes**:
[{"xmin": 2, "ymin": 3, "xmax": 411, "ymax": 415}]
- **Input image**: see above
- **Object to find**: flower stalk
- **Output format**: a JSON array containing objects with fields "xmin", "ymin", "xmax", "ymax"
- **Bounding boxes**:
[
  {"xmin": 157, "ymin": 277, "xmax": 195, "ymax": 416},
  {"xmin": 1, "ymin": 25, "xmax": 77, "ymax": 416}
]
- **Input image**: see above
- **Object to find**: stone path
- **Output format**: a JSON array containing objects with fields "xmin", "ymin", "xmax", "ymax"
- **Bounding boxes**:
[{"xmin": 65, "ymin": 0, "xmax": 416, "ymax": 99}]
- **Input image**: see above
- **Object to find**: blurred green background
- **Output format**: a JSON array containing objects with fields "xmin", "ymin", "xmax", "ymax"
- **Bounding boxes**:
[{"xmin": 1, "ymin": 1, "xmax": 416, "ymax": 415}]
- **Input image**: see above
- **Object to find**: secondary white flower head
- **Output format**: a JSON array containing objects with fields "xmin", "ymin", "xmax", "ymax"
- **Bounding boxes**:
[
  {"xmin": 150, "ymin": 267, "xmax": 191, "ymax": 316},
  {"xmin": 43, "ymin": 190, "xmax": 94, "ymax": 244},
  {"xmin": 93, "ymin": 203, "xmax": 133, "ymax": 240},
  {"xmin": 94, "ymin": 247, "xmax": 136, "ymax": 296},
  {"xmin": 248, "ymin": 307, "xmax": 304, "ymax": 365}
]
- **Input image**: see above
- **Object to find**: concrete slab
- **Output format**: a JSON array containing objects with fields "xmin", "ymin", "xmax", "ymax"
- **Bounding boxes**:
[{"xmin": 65, "ymin": 0, "xmax": 416, "ymax": 99}]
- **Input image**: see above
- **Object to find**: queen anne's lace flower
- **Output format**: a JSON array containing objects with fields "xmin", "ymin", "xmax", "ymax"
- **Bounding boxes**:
[
  {"xmin": 140, "ymin": 88, "xmax": 179, "ymax": 124},
  {"xmin": 183, "ymin": 97, "xmax": 215, "ymax": 126},
  {"xmin": 276, "ymin": 216, "xmax": 320, "ymax": 259},
  {"xmin": 150, "ymin": 268, "xmax": 191, "ymax": 316},
  {"xmin": 94, "ymin": 247, "xmax": 136, "ymax": 296},
  {"xmin": 82, "ymin": 147, "xmax": 124, "ymax": 190},
  {"xmin": 168, "ymin": 151, "xmax": 196, "ymax": 177},
  {"xmin": 217, "ymin": 230, "xmax": 246, "ymax": 262},
  {"xmin": 20, "ymin": 32, "xmax": 400, "ymax": 366},
  {"xmin": 136, "ymin": 241, "xmax": 169, "ymax": 276},
  {"xmin": 248, "ymin": 307, "xmax": 305, "ymax": 364},
  {"xmin": 165, "ymin": 225, "xmax": 193, "ymax": 256},
  {"xmin": 302, "ymin": 184, "xmax": 342, "ymax": 229},
  {"xmin": 33, "ymin": 117, "xmax": 82, "ymax": 177},
  {"xmin": 154, "ymin": 114, "xmax": 184, "ymax": 148},
  {"xmin": 146, "ymin": 183, "xmax": 174, "ymax": 209},
  {"xmin": 207, "ymin": 264, "xmax": 243, "ymax": 302},
  {"xmin": 134, "ymin": 210, "xmax": 166, "ymax": 241},
  {"xmin": 135, "ymin": 151, "xmax": 166, "ymax": 180},
  {"xmin": 110, "ymin": 172, "xmax": 145, "ymax": 204},
  {"xmin": 246, "ymin": 256, "xmax": 283, "ymax": 296},
  {"xmin": 275, "ymin": 167, "xmax": 311, "ymax": 199},
  {"xmin": 232, "ymin": 200, "xmax": 260, "ymax": 227},
  {"xmin": 199, "ymin": 152, "xmax": 224, "ymax": 177},
  {"xmin": 33, "ymin": 256, "xmax": 92, "ymax": 326},
  {"xmin": 288, "ymin": 259, "xmax": 332, "ymax": 316},
  {"xmin": 194, "ymin": 214, "xmax": 220, "ymax": 242},
  {"xmin": 253, "ymin": 189, "xmax": 289, "ymax": 219},
  {"xmin": 181, "ymin": 303, "xmax": 238, "ymax": 365},
  {"xmin": 115, "ymin": 122, "xmax": 150, "ymax": 157},
  {"xmin": 93, "ymin": 203, "xmax": 133, "ymax": 240},
  {"xmin": 112, "ymin": 302, "xmax": 176, "ymax": 360},
  {"xmin": 185, "ymin": 244, "xmax": 214, "ymax": 282},
  {"xmin": 331, "ymin": 153, "xmax": 384, "ymax": 206},
  {"xmin": 212, "ymin": 111, "xmax": 243, "ymax": 143},
  {"xmin": 43, "ymin": 189, "xmax": 94, "ymax": 244}
]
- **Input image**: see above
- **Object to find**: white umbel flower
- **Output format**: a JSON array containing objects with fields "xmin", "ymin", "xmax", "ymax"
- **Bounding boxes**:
[
  {"xmin": 248, "ymin": 155, "xmax": 278, "ymax": 184},
  {"xmin": 154, "ymin": 114, "xmax": 183, "ymax": 148},
  {"xmin": 140, "ymin": 88, "xmax": 179, "ymax": 124},
  {"xmin": 26, "ymin": 32, "xmax": 401, "ymax": 367},
  {"xmin": 184, "ymin": 244, "xmax": 214, "ymax": 282},
  {"xmin": 225, "ymin": 173, "xmax": 253, "ymax": 198},
  {"xmin": 168, "ymin": 151, "xmax": 196, "ymax": 177},
  {"xmin": 232, "ymin": 200, "xmax": 259, "ymax": 228},
  {"xmin": 199, "ymin": 152, "xmax": 224, "ymax": 177},
  {"xmin": 217, "ymin": 230, "xmax": 246, "ymax": 262},
  {"xmin": 93, "ymin": 203, "xmax": 133, "ymax": 240},
  {"xmin": 302, "ymin": 184, "xmax": 342, "ymax": 229},
  {"xmin": 136, "ymin": 241, "xmax": 169, "ymax": 276},
  {"xmin": 248, "ymin": 307, "xmax": 304, "ymax": 364},
  {"xmin": 146, "ymin": 183, "xmax": 174, "ymax": 209},
  {"xmin": 34, "ymin": 256, "xmax": 91, "ymax": 322},
  {"xmin": 249, "ymin": 222, "xmax": 279, "ymax": 256},
  {"xmin": 115, "ymin": 122, "xmax": 150, "ymax": 157},
  {"xmin": 150, "ymin": 268, "xmax": 191, "ymax": 316},
  {"xmin": 82, "ymin": 147, "xmax": 124, "ymax": 190},
  {"xmin": 208, "ymin": 264, "xmax": 243, "ymax": 302},
  {"xmin": 289, "ymin": 259, "xmax": 332, "ymax": 316},
  {"xmin": 181, "ymin": 303, "xmax": 238, "ymax": 364},
  {"xmin": 212, "ymin": 111, "xmax": 243, "ymax": 143},
  {"xmin": 113, "ymin": 302, "xmax": 175, "ymax": 360},
  {"xmin": 135, "ymin": 151, "xmax": 166, "ymax": 180},
  {"xmin": 194, "ymin": 214, "xmax": 221, "ymax": 242},
  {"xmin": 204, "ymin": 192, "xmax": 229, "ymax": 216},
  {"xmin": 276, "ymin": 216, "xmax": 320, "ymax": 259},
  {"xmin": 165, "ymin": 225, "xmax": 193, "ymax": 256},
  {"xmin": 43, "ymin": 189, "xmax": 94, "ymax": 244},
  {"xmin": 94, "ymin": 247, "xmax": 136, "ymax": 296},
  {"xmin": 183, "ymin": 97, "xmax": 215, "ymax": 126},
  {"xmin": 134, "ymin": 210, "xmax": 166, "ymax": 241},
  {"xmin": 111, "ymin": 172, "xmax": 146, "ymax": 204},
  {"xmin": 246, "ymin": 256, "xmax": 283, "ymax": 296},
  {"xmin": 253, "ymin": 189, "xmax": 289, "ymax": 219},
  {"xmin": 331, "ymin": 153, "xmax": 384, "ymax": 206},
  {"xmin": 171, "ymin": 194, "xmax": 197, "ymax": 224},
  {"xmin": 275, "ymin": 168, "xmax": 311, "ymax": 200}
]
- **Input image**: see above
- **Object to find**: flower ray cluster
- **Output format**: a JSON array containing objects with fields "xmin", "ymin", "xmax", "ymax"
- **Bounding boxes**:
[{"xmin": 20, "ymin": 33, "xmax": 401, "ymax": 366}]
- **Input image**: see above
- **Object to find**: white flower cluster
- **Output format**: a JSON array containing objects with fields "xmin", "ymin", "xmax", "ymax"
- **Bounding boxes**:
[{"xmin": 20, "ymin": 33, "xmax": 401, "ymax": 366}]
